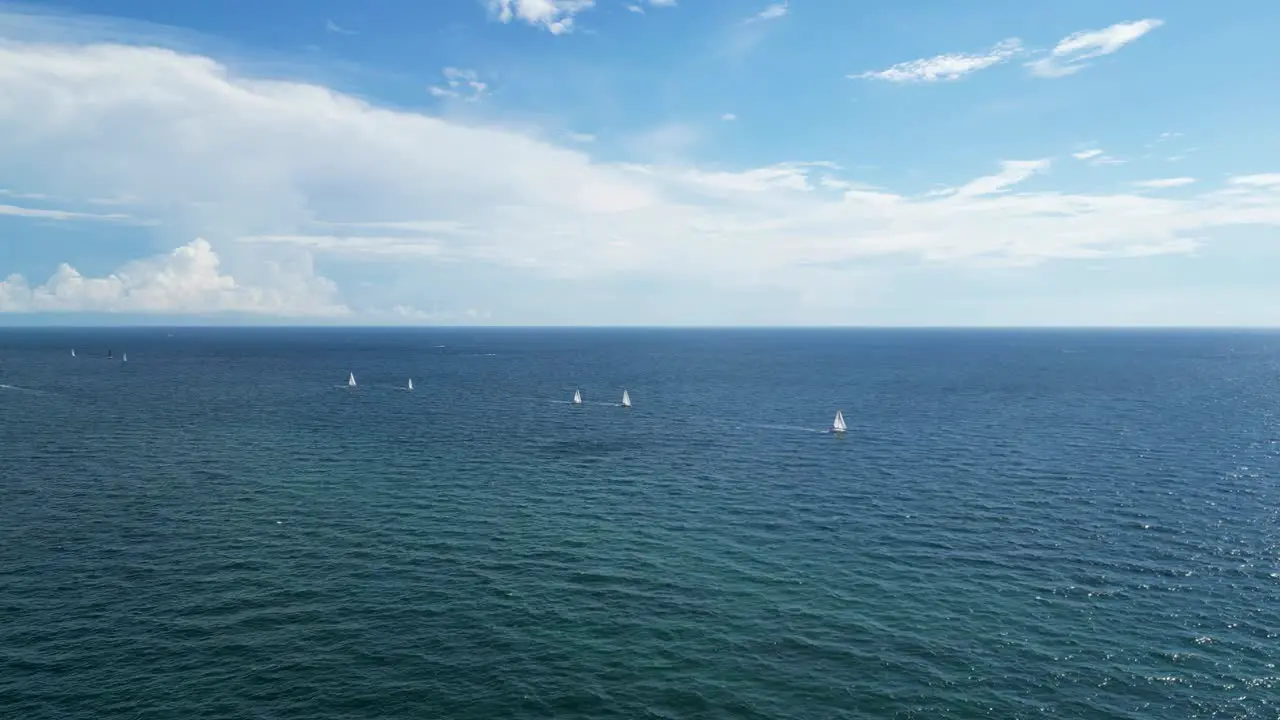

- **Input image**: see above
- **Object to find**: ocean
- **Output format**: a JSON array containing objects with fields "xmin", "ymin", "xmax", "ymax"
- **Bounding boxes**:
[{"xmin": 1, "ymin": 327, "xmax": 1277, "ymax": 719}]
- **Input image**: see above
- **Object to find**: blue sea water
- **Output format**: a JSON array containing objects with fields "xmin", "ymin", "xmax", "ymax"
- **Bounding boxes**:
[{"xmin": 1, "ymin": 327, "xmax": 1278, "ymax": 719}]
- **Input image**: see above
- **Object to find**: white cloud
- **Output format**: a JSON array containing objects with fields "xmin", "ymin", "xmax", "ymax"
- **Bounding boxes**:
[
  {"xmin": 366, "ymin": 305, "xmax": 491, "ymax": 325},
  {"xmin": 487, "ymin": 0, "xmax": 594, "ymax": 34},
  {"xmin": 950, "ymin": 159, "xmax": 1050, "ymax": 198},
  {"xmin": 1229, "ymin": 174, "xmax": 1280, "ymax": 188},
  {"xmin": 1071, "ymin": 148, "xmax": 1125, "ymax": 166},
  {"xmin": 324, "ymin": 19, "xmax": 356, "ymax": 35},
  {"xmin": 428, "ymin": 67, "xmax": 487, "ymax": 101},
  {"xmin": 1, "ymin": 29, "xmax": 1280, "ymax": 320},
  {"xmin": 0, "ymin": 202, "xmax": 134, "ymax": 222},
  {"xmin": 747, "ymin": 2, "xmax": 788, "ymax": 22},
  {"xmin": 0, "ymin": 188, "xmax": 51, "ymax": 200},
  {"xmin": 1028, "ymin": 19, "xmax": 1163, "ymax": 78},
  {"xmin": 240, "ymin": 234, "xmax": 447, "ymax": 258},
  {"xmin": 0, "ymin": 239, "xmax": 346, "ymax": 315},
  {"xmin": 1133, "ymin": 177, "xmax": 1196, "ymax": 189},
  {"xmin": 648, "ymin": 0, "xmax": 677, "ymax": 6},
  {"xmin": 720, "ymin": 113, "xmax": 737, "ymax": 121},
  {"xmin": 852, "ymin": 39, "xmax": 1023, "ymax": 83},
  {"xmin": 627, "ymin": 4, "xmax": 644, "ymax": 13}
]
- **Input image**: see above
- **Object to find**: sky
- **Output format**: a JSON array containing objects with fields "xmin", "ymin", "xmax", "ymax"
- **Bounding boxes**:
[{"xmin": 1, "ymin": 0, "xmax": 1279, "ymax": 326}]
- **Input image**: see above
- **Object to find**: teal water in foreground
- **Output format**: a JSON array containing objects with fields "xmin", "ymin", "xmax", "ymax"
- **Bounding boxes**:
[{"xmin": 2, "ymin": 328, "xmax": 1278, "ymax": 719}]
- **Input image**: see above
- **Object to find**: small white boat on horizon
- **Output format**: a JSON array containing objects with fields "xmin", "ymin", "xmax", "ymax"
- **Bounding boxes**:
[
  {"xmin": 572, "ymin": 388, "xmax": 582, "ymax": 405},
  {"xmin": 831, "ymin": 409, "xmax": 847, "ymax": 434},
  {"xmin": 407, "ymin": 378, "xmax": 414, "ymax": 391},
  {"xmin": 621, "ymin": 389, "xmax": 631, "ymax": 408},
  {"xmin": 347, "ymin": 372, "xmax": 357, "ymax": 388}
]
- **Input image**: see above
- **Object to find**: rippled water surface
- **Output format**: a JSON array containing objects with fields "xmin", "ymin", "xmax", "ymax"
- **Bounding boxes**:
[{"xmin": 2, "ymin": 328, "xmax": 1278, "ymax": 719}]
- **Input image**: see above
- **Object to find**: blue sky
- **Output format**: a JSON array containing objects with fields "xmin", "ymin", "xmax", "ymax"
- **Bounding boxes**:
[{"xmin": 1, "ymin": 0, "xmax": 1279, "ymax": 325}]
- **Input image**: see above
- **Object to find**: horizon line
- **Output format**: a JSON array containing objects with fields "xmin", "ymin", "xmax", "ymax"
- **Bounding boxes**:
[{"xmin": 2, "ymin": 324, "xmax": 1280, "ymax": 332}]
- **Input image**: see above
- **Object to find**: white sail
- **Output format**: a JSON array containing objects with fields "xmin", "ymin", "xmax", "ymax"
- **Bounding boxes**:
[
  {"xmin": 348, "ymin": 372, "xmax": 357, "ymax": 387},
  {"xmin": 70, "ymin": 349, "xmax": 75, "ymax": 358},
  {"xmin": 407, "ymin": 378, "xmax": 414, "ymax": 391},
  {"xmin": 832, "ymin": 410, "xmax": 847, "ymax": 433},
  {"xmin": 621, "ymin": 389, "xmax": 631, "ymax": 408},
  {"xmin": 573, "ymin": 389, "xmax": 582, "ymax": 404},
  {"xmin": 122, "ymin": 353, "xmax": 128, "ymax": 363}
]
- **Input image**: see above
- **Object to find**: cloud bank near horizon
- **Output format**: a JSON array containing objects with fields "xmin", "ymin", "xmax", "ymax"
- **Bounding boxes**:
[{"xmin": 0, "ymin": 8, "xmax": 1277, "ymax": 325}]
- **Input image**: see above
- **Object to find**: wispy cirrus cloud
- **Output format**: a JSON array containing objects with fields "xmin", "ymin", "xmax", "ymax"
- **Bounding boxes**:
[
  {"xmin": 1027, "ymin": 19, "xmax": 1164, "ymax": 77},
  {"xmin": 324, "ymin": 19, "xmax": 356, "ymax": 35},
  {"xmin": 1229, "ymin": 174, "xmax": 1280, "ymax": 188},
  {"xmin": 428, "ymin": 67, "xmax": 488, "ymax": 101},
  {"xmin": 0, "ymin": 202, "xmax": 134, "ymax": 222},
  {"xmin": 721, "ymin": 2, "xmax": 789, "ymax": 60},
  {"xmin": 0, "ymin": 188, "xmax": 51, "ymax": 201},
  {"xmin": 854, "ymin": 19, "xmax": 1162, "ymax": 84},
  {"xmin": 626, "ymin": 0, "xmax": 675, "ymax": 15},
  {"xmin": 1133, "ymin": 177, "xmax": 1196, "ymax": 189},
  {"xmin": 746, "ymin": 2, "xmax": 788, "ymax": 23},
  {"xmin": 852, "ymin": 38, "xmax": 1023, "ymax": 82},
  {"xmin": 1072, "ymin": 148, "xmax": 1125, "ymax": 166}
]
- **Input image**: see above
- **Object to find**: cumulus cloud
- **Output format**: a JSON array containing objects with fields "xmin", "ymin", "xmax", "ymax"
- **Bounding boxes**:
[
  {"xmin": 0, "ymin": 239, "xmax": 347, "ymax": 315},
  {"xmin": 487, "ymin": 0, "xmax": 594, "ymax": 34},
  {"xmin": 0, "ymin": 24, "xmax": 1279, "ymax": 319},
  {"xmin": 1028, "ymin": 19, "xmax": 1164, "ymax": 78},
  {"xmin": 852, "ymin": 38, "xmax": 1023, "ymax": 83}
]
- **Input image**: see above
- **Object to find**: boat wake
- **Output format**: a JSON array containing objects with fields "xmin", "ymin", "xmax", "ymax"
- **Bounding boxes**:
[
  {"xmin": 0, "ymin": 383, "xmax": 45, "ymax": 395},
  {"xmin": 745, "ymin": 422, "xmax": 828, "ymax": 434}
]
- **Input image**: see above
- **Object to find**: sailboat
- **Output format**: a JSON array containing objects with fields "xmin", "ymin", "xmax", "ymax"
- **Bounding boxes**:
[
  {"xmin": 621, "ymin": 389, "xmax": 632, "ymax": 408},
  {"xmin": 70, "ymin": 349, "xmax": 76, "ymax": 358},
  {"xmin": 121, "ymin": 353, "xmax": 127, "ymax": 363},
  {"xmin": 831, "ymin": 409, "xmax": 847, "ymax": 434},
  {"xmin": 347, "ymin": 372, "xmax": 357, "ymax": 388},
  {"xmin": 407, "ymin": 378, "xmax": 414, "ymax": 391},
  {"xmin": 572, "ymin": 388, "xmax": 582, "ymax": 405}
]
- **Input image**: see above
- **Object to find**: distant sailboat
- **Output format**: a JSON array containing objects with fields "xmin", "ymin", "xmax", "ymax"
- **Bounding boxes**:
[
  {"xmin": 347, "ymin": 372, "xmax": 357, "ymax": 388},
  {"xmin": 831, "ymin": 410, "xmax": 847, "ymax": 434},
  {"xmin": 121, "ymin": 353, "xmax": 128, "ymax": 363},
  {"xmin": 407, "ymin": 378, "xmax": 414, "ymax": 391},
  {"xmin": 572, "ymin": 388, "xmax": 582, "ymax": 405},
  {"xmin": 621, "ymin": 389, "xmax": 631, "ymax": 408},
  {"xmin": 70, "ymin": 349, "xmax": 76, "ymax": 358}
]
